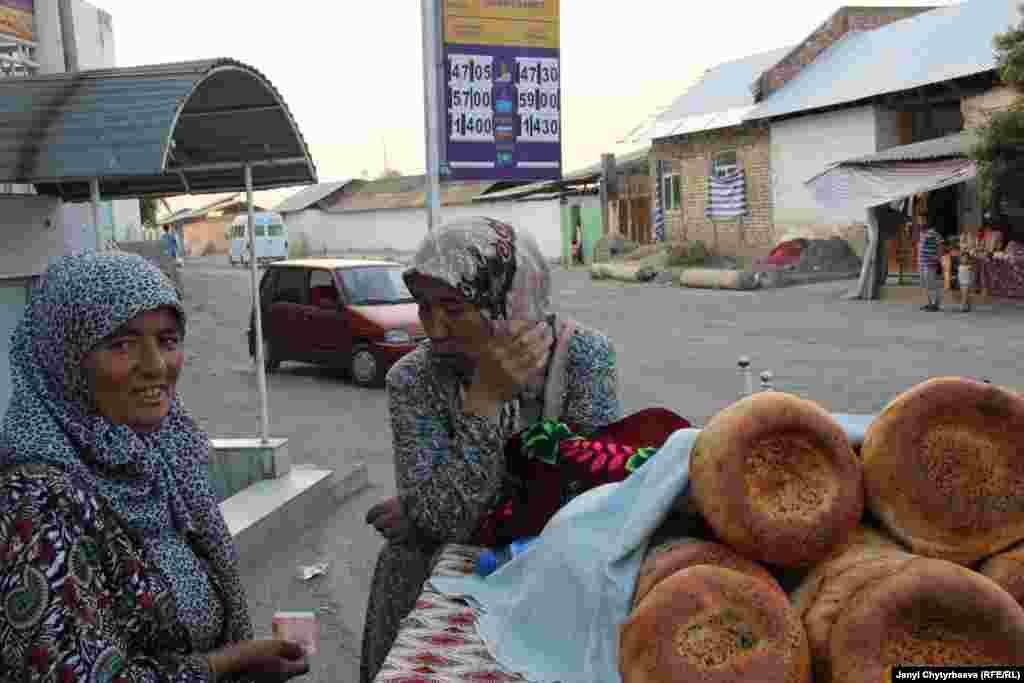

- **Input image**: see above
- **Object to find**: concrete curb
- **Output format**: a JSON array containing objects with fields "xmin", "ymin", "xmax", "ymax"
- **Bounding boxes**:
[{"xmin": 226, "ymin": 462, "xmax": 370, "ymax": 560}]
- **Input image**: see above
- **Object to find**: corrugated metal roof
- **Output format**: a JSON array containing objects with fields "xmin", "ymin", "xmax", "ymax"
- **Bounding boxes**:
[
  {"xmin": 0, "ymin": 58, "xmax": 317, "ymax": 201},
  {"xmin": 274, "ymin": 180, "xmax": 354, "ymax": 213},
  {"xmin": 660, "ymin": 47, "xmax": 793, "ymax": 121},
  {"xmin": 746, "ymin": 0, "xmax": 1020, "ymax": 121},
  {"xmin": 157, "ymin": 193, "xmax": 269, "ymax": 224},
  {"xmin": 843, "ymin": 130, "xmax": 979, "ymax": 165},
  {"xmin": 323, "ymin": 175, "xmax": 499, "ymax": 213},
  {"xmin": 475, "ymin": 148, "xmax": 648, "ymax": 202},
  {"xmin": 624, "ymin": 47, "xmax": 792, "ymax": 143}
]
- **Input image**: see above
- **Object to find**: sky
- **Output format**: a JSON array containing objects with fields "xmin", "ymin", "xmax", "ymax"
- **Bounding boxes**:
[{"xmin": 87, "ymin": 0, "xmax": 958, "ymax": 214}]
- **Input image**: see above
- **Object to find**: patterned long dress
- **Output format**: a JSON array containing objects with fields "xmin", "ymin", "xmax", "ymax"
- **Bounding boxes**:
[
  {"xmin": 0, "ymin": 463, "xmax": 250, "ymax": 682},
  {"xmin": 359, "ymin": 327, "xmax": 622, "ymax": 683}
]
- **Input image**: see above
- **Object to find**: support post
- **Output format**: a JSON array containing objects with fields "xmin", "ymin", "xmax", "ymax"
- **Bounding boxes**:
[
  {"xmin": 600, "ymin": 154, "xmax": 616, "ymax": 236},
  {"xmin": 90, "ymin": 178, "xmax": 103, "ymax": 252},
  {"xmin": 246, "ymin": 164, "xmax": 271, "ymax": 444},
  {"xmin": 421, "ymin": 0, "xmax": 442, "ymax": 233}
]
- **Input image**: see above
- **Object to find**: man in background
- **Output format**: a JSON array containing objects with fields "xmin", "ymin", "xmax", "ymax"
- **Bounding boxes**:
[{"xmin": 162, "ymin": 224, "xmax": 179, "ymax": 261}]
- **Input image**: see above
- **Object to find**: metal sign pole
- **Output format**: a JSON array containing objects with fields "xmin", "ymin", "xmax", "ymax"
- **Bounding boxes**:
[
  {"xmin": 421, "ymin": 0, "xmax": 442, "ymax": 233},
  {"xmin": 246, "ymin": 164, "xmax": 271, "ymax": 444},
  {"xmin": 90, "ymin": 178, "xmax": 103, "ymax": 251}
]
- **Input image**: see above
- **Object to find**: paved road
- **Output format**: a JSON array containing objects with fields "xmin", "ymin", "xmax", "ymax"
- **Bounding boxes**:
[{"xmin": 177, "ymin": 255, "xmax": 1024, "ymax": 681}]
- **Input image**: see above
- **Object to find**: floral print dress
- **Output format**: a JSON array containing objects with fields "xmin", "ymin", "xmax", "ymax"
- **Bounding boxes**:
[{"xmin": 0, "ymin": 463, "xmax": 232, "ymax": 682}]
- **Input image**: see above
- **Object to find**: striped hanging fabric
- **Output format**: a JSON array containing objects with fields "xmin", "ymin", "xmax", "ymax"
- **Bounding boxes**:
[
  {"xmin": 705, "ymin": 169, "xmax": 747, "ymax": 220},
  {"xmin": 653, "ymin": 160, "xmax": 666, "ymax": 242}
]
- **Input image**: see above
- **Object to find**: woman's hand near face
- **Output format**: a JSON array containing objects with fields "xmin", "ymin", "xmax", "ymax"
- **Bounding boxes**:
[
  {"xmin": 470, "ymin": 320, "xmax": 554, "ymax": 405},
  {"xmin": 208, "ymin": 639, "xmax": 309, "ymax": 681}
]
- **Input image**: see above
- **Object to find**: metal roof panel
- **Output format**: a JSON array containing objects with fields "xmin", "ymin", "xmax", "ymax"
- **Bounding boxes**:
[
  {"xmin": 746, "ymin": 0, "xmax": 1019, "ymax": 121},
  {"xmin": 274, "ymin": 180, "xmax": 354, "ymax": 213},
  {"xmin": 0, "ymin": 58, "xmax": 317, "ymax": 200}
]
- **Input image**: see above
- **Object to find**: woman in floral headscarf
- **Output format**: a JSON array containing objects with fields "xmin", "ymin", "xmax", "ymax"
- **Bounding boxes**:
[
  {"xmin": 360, "ymin": 217, "xmax": 623, "ymax": 682},
  {"xmin": 0, "ymin": 251, "xmax": 307, "ymax": 682}
]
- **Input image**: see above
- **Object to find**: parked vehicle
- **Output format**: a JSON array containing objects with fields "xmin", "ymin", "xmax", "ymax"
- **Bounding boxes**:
[
  {"xmin": 228, "ymin": 212, "xmax": 288, "ymax": 266},
  {"xmin": 247, "ymin": 259, "xmax": 424, "ymax": 387}
]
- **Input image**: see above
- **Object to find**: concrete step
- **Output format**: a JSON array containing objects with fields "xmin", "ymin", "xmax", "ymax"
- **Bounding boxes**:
[{"xmin": 220, "ymin": 462, "xmax": 369, "ymax": 560}]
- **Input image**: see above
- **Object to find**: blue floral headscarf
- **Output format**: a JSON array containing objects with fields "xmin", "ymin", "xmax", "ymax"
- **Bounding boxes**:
[{"xmin": 0, "ymin": 250, "xmax": 252, "ymax": 645}]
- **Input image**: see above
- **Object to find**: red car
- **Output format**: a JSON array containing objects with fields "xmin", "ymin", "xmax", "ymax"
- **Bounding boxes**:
[{"xmin": 248, "ymin": 259, "xmax": 425, "ymax": 387}]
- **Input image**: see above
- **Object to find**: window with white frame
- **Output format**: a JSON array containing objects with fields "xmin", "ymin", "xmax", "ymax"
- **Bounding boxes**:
[
  {"xmin": 659, "ymin": 160, "xmax": 682, "ymax": 212},
  {"xmin": 712, "ymin": 150, "xmax": 738, "ymax": 177}
]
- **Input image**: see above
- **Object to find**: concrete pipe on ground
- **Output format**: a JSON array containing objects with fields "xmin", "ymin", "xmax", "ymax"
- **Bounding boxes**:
[{"xmin": 679, "ymin": 268, "xmax": 759, "ymax": 290}]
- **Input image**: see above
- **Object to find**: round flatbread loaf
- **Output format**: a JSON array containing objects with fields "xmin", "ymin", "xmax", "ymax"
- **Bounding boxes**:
[
  {"xmin": 633, "ymin": 537, "xmax": 781, "ymax": 607},
  {"xmin": 979, "ymin": 540, "xmax": 1024, "ymax": 607},
  {"xmin": 791, "ymin": 532, "xmax": 917, "ymax": 682},
  {"xmin": 829, "ymin": 557, "xmax": 1024, "ymax": 680},
  {"xmin": 620, "ymin": 565, "xmax": 810, "ymax": 683},
  {"xmin": 690, "ymin": 392, "xmax": 864, "ymax": 567},
  {"xmin": 861, "ymin": 377, "xmax": 1024, "ymax": 566}
]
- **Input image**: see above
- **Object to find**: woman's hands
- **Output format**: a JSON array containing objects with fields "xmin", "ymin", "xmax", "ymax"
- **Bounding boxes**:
[
  {"xmin": 465, "ymin": 321, "xmax": 554, "ymax": 416},
  {"xmin": 207, "ymin": 639, "xmax": 309, "ymax": 682},
  {"xmin": 366, "ymin": 497, "xmax": 414, "ymax": 543}
]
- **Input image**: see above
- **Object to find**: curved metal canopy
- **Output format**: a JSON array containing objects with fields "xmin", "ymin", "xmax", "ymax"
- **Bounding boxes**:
[{"xmin": 0, "ymin": 58, "xmax": 317, "ymax": 201}]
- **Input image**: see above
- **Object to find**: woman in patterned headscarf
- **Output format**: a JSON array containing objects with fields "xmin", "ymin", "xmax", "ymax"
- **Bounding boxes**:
[
  {"xmin": 360, "ymin": 217, "xmax": 623, "ymax": 682},
  {"xmin": 0, "ymin": 251, "xmax": 308, "ymax": 682}
]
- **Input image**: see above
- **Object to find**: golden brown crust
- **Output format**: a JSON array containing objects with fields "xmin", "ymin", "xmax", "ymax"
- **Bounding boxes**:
[
  {"xmin": 690, "ymin": 392, "xmax": 864, "ymax": 568},
  {"xmin": 633, "ymin": 537, "xmax": 782, "ymax": 607},
  {"xmin": 979, "ymin": 541, "xmax": 1024, "ymax": 607},
  {"xmin": 620, "ymin": 566, "xmax": 811, "ymax": 683},
  {"xmin": 829, "ymin": 558, "xmax": 1024, "ymax": 680},
  {"xmin": 861, "ymin": 377, "xmax": 1024, "ymax": 566},
  {"xmin": 790, "ymin": 539, "xmax": 917, "ymax": 682}
]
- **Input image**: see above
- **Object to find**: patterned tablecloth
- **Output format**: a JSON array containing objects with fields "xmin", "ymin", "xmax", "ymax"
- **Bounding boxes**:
[
  {"xmin": 977, "ymin": 257, "xmax": 1024, "ymax": 298},
  {"xmin": 373, "ymin": 544, "xmax": 530, "ymax": 683}
]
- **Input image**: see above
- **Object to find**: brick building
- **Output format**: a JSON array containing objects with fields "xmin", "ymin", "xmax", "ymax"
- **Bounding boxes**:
[
  {"xmin": 158, "ymin": 194, "xmax": 267, "ymax": 256},
  {"xmin": 631, "ymin": 6, "xmax": 937, "ymax": 258},
  {"xmin": 747, "ymin": 0, "xmax": 1020, "ymax": 276},
  {"xmin": 639, "ymin": 47, "xmax": 789, "ymax": 257}
]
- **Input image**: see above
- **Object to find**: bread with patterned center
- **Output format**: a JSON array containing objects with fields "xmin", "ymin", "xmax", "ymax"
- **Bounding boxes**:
[
  {"xmin": 861, "ymin": 376, "xmax": 1024, "ymax": 566},
  {"xmin": 690, "ymin": 392, "xmax": 864, "ymax": 568},
  {"xmin": 620, "ymin": 565, "xmax": 811, "ymax": 683}
]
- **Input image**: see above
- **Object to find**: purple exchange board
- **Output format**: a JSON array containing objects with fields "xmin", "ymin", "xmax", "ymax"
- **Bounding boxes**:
[{"xmin": 441, "ymin": 43, "xmax": 562, "ymax": 182}]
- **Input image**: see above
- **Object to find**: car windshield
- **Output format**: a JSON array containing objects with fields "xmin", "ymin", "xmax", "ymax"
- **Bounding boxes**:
[{"xmin": 338, "ymin": 266, "xmax": 413, "ymax": 305}]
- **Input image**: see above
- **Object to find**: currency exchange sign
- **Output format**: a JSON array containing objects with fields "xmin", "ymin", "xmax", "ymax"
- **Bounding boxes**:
[{"xmin": 441, "ymin": 0, "xmax": 562, "ymax": 182}]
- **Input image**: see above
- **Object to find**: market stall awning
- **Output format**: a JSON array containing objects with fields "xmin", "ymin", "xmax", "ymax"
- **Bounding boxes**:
[
  {"xmin": 0, "ymin": 58, "xmax": 317, "ymax": 201},
  {"xmin": 805, "ymin": 131, "xmax": 978, "ymax": 212}
]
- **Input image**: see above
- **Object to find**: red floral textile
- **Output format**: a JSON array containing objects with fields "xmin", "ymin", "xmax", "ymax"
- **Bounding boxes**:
[{"xmin": 473, "ymin": 408, "xmax": 690, "ymax": 547}]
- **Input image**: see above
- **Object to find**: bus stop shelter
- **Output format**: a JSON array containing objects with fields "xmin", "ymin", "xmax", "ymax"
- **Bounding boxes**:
[{"xmin": 0, "ymin": 57, "xmax": 318, "ymax": 442}]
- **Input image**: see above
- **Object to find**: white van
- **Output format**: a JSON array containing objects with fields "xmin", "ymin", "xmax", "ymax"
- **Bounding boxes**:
[{"xmin": 227, "ymin": 212, "xmax": 288, "ymax": 266}]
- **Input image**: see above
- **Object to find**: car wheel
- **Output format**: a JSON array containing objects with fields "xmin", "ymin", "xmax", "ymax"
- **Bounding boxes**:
[
  {"xmin": 350, "ymin": 345, "xmax": 384, "ymax": 388},
  {"xmin": 262, "ymin": 338, "xmax": 281, "ymax": 373}
]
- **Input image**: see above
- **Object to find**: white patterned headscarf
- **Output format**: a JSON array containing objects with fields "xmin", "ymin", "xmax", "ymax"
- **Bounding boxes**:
[{"xmin": 404, "ymin": 216, "xmax": 551, "ymax": 323}]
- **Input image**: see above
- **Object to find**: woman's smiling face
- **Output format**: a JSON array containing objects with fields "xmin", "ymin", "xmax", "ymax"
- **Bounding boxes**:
[{"xmin": 81, "ymin": 307, "xmax": 184, "ymax": 432}]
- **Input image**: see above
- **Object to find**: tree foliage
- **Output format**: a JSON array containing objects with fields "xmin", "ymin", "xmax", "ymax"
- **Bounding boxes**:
[
  {"xmin": 970, "ymin": 4, "xmax": 1024, "ymax": 211},
  {"xmin": 138, "ymin": 197, "xmax": 161, "ymax": 227}
]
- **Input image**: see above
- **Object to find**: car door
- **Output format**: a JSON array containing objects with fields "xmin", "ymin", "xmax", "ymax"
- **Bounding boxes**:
[
  {"xmin": 266, "ymin": 266, "xmax": 312, "ymax": 361},
  {"xmin": 305, "ymin": 268, "xmax": 351, "ymax": 363}
]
